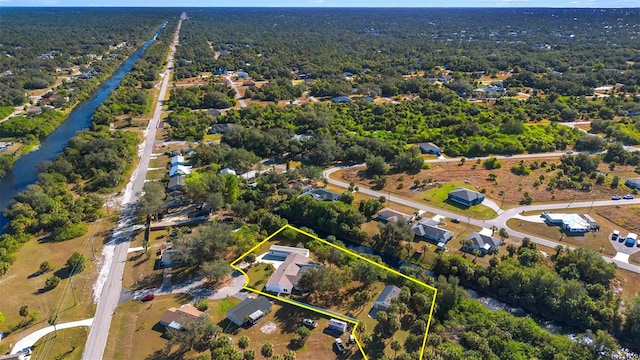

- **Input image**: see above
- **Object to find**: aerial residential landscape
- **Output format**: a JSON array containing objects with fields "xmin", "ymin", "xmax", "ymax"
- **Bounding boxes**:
[{"xmin": 1, "ymin": 5, "xmax": 640, "ymax": 360}]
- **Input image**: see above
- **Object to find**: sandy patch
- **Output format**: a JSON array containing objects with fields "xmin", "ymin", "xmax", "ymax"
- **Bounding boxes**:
[{"xmin": 260, "ymin": 321, "xmax": 277, "ymax": 334}]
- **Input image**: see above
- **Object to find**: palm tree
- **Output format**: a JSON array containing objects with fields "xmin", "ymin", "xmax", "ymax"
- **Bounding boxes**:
[{"xmin": 391, "ymin": 339, "xmax": 402, "ymax": 359}]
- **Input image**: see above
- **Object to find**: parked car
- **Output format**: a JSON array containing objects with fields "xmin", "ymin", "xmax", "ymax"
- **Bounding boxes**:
[
  {"xmin": 612, "ymin": 230, "xmax": 620, "ymax": 241},
  {"xmin": 334, "ymin": 338, "xmax": 346, "ymax": 353},
  {"xmin": 450, "ymin": 218, "xmax": 460, "ymax": 223},
  {"xmin": 612, "ymin": 195, "xmax": 621, "ymax": 200},
  {"xmin": 623, "ymin": 194, "xmax": 634, "ymax": 200},
  {"xmin": 348, "ymin": 334, "xmax": 356, "ymax": 345},
  {"xmin": 302, "ymin": 319, "xmax": 318, "ymax": 328},
  {"xmin": 140, "ymin": 294, "xmax": 155, "ymax": 302}
]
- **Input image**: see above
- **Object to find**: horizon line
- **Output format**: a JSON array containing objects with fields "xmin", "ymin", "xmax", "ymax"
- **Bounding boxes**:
[{"xmin": 1, "ymin": 5, "xmax": 639, "ymax": 8}]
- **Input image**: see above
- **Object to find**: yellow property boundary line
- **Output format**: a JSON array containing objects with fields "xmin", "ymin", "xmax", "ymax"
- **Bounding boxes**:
[{"xmin": 230, "ymin": 224, "xmax": 438, "ymax": 360}]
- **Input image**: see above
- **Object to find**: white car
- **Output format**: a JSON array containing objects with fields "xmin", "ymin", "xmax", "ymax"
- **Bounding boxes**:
[{"xmin": 302, "ymin": 319, "xmax": 317, "ymax": 328}]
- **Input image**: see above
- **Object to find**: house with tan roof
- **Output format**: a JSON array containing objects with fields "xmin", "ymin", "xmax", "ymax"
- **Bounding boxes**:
[
  {"xmin": 264, "ymin": 253, "xmax": 320, "ymax": 294},
  {"xmin": 159, "ymin": 304, "xmax": 206, "ymax": 330}
]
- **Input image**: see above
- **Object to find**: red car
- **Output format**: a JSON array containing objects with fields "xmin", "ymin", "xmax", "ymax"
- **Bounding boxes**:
[{"xmin": 140, "ymin": 294, "xmax": 155, "ymax": 302}]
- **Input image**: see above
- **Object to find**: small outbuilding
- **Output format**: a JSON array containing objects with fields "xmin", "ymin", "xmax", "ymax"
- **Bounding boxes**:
[
  {"xmin": 268, "ymin": 245, "xmax": 310, "ymax": 258},
  {"xmin": 373, "ymin": 285, "xmax": 402, "ymax": 312},
  {"xmin": 327, "ymin": 318, "xmax": 348, "ymax": 333},
  {"xmin": 625, "ymin": 178, "xmax": 640, "ymax": 190}
]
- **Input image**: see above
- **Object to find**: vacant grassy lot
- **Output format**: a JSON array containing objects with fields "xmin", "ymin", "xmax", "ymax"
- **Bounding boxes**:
[
  {"xmin": 30, "ymin": 326, "xmax": 88, "ymax": 360},
  {"xmin": 0, "ymin": 219, "xmax": 111, "ymax": 354},
  {"xmin": 335, "ymin": 159, "xmax": 640, "ymax": 209}
]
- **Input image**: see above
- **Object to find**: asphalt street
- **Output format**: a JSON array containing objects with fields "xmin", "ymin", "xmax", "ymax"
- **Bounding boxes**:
[
  {"xmin": 324, "ymin": 165, "xmax": 640, "ymax": 274},
  {"xmin": 81, "ymin": 14, "xmax": 184, "ymax": 360}
]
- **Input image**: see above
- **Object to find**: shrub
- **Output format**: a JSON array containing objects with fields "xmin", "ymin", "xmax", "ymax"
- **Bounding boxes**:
[
  {"xmin": 53, "ymin": 224, "xmax": 88, "ymax": 242},
  {"xmin": 483, "ymin": 157, "xmax": 502, "ymax": 170},
  {"xmin": 45, "ymin": 275, "xmax": 61, "ymax": 290},
  {"xmin": 195, "ymin": 298, "xmax": 209, "ymax": 311}
]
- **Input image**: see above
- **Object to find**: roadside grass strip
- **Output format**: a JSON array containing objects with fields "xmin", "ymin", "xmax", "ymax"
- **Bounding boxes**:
[{"xmin": 230, "ymin": 224, "xmax": 437, "ymax": 360}]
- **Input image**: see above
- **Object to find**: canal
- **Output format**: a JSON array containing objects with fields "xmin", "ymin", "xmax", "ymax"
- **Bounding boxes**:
[{"xmin": 0, "ymin": 22, "xmax": 168, "ymax": 232}]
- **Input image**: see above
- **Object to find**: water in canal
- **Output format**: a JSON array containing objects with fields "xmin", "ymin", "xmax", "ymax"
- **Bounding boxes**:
[{"xmin": 0, "ymin": 22, "xmax": 168, "ymax": 231}]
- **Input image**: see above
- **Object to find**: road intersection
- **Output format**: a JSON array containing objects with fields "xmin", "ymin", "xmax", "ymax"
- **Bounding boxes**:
[{"xmin": 324, "ymin": 164, "xmax": 640, "ymax": 274}]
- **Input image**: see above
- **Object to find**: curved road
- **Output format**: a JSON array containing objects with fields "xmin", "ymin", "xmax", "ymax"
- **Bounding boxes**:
[
  {"xmin": 324, "ymin": 165, "xmax": 640, "ymax": 274},
  {"xmin": 81, "ymin": 14, "xmax": 185, "ymax": 360}
]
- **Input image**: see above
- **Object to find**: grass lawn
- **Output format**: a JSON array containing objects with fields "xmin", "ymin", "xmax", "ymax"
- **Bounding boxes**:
[
  {"xmin": 419, "ymin": 182, "xmax": 496, "ymax": 220},
  {"xmin": 245, "ymin": 262, "xmax": 275, "ymax": 291},
  {"xmin": 202, "ymin": 133, "xmax": 222, "ymax": 142},
  {"xmin": 30, "ymin": 326, "xmax": 88, "ymax": 360},
  {"xmin": 146, "ymin": 169, "xmax": 166, "ymax": 181},
  {"xmin": 103, "ymin": 293, "xmax": 193, "ymax": 360},
  {"xmin": 0, "ymin": 105, "xmax": 15, "ymax": 119},
  {"xmin": 0, "ymin": 219, "xmax": 112, "ymax": 354}
]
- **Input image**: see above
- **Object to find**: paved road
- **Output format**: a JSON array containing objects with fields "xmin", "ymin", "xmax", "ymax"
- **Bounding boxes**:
[
  {"xmin": 81, "ymin": 15, "xmax": 184, "ymax": 360},
  {"xmin": 424, "ymin": 151, "xmax": 575, "ymax": 164},
  {"xmin": 11, "ymin": 318, "xmax": 93, "ymax": 355},
  {"xmin": 225, "ymin": 76, "xmax": 247, "ymax": 108},
  {"xmin": 324, "ymin": 164, "xmax": 640, "ymax": 274}
]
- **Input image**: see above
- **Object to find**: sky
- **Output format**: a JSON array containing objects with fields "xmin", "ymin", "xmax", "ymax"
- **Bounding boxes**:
[{"xmin": 0, "ymin": 0, "xmax": 637, "ymax": 7}]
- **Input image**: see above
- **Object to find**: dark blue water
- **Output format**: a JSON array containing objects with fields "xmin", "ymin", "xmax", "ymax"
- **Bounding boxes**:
[{"xmin": 0, "ymin": 22, "xmax": 168, "ymax": 232}]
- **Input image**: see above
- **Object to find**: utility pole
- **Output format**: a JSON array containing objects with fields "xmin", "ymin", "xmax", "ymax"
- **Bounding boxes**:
[{"xmin": 69, "ymin": 276, "xmax": 77, "ymax": 306}]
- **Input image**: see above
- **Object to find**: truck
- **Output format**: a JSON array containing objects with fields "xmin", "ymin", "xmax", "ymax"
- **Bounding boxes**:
[{"xmin": 334, "ymin": 338, "xmax": 346, "ymax": 353}]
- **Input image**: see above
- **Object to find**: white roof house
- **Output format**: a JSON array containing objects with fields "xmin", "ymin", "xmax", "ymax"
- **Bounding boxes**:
[
  {"xmin": 170, "ymin": 154, "xmax": 185, "ymax": 166},
  {"xmin": 220, "ymin": 167, "xmax": 237, "ymax": 176},
  {"xmin": 170, "ymin": 165, "xmax": 192, "ymax": 177},
  {"xmin": 542, "ymin": 213, "xmax": 598, "ymax": 233}
]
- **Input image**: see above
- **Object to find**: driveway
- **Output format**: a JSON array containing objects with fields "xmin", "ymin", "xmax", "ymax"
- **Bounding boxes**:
[
  {"xmin": 11, "ymin": 318, "xmax": 93, "ymax": 355},
  {"xmin": 128, "ymin": 270, "xmax": 246, "ymax": 302}
]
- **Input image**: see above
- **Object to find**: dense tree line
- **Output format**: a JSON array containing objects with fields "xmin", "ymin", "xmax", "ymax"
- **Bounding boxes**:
[
  {"xmin": 0, "ymin": 17, "xmax": 176, "ymax": 275},
  {"xmin": 429, "ymin": 239, "xmax": 640, "ymax": 352},
  {"xmin": 218, "ymin": 100, "xmax": 582, "ymax": 161},
  {"xmin": 167, "ymin": 84, "xmax": 236, "ymax": 110},
  {"xmin": 177, "ymin": 9, "xmax": 640, "ymax": 89},
  {"xmin": 0, "ymin": 8, "xmax": 175, "ymax": 107}
]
